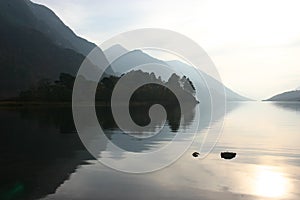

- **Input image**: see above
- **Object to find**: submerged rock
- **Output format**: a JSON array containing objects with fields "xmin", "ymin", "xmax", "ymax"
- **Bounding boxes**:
[
  {"xmin": 192, "ymin": 152, "xmax": 200, "ymax": 157},
  {"xmin": 221, "ymin": 152, "xmax": 236, "ymax": 160}
]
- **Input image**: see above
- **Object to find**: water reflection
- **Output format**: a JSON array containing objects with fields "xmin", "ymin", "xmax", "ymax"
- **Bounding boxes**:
[
  {"xmin": 251, "ymin": 166, "xmax": 289, "ymax": 198},
  {"xmin": 272, "ymin": 102, "xmax": 300, "ymax": 112},
  {"xmin": 0, "ymin": 107, "xmax": 92, "ymax": 200},
  {"xmin": 0, "ymin": 100, "xmax": 241, "ymax": 200},
  {"xmin": 0, "ymin": 103, "xmax": 198, "ymax": 200},
  {"xmin": 3, "ymin": 102, "xmax": 300, "ymax": 200},
  {"xmin": 96, "ymin": 104, "xmax": 196, "ymax": 153}
]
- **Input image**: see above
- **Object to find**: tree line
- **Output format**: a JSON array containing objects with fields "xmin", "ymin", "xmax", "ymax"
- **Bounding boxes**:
[{"xmin": 18, "ymin": 70, "xmax": 198, "ymax": 105}]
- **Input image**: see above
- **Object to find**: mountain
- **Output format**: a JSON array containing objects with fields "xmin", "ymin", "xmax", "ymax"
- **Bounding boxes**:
[
  {"xmin": 26, "ymin": 1, "xmax": 95, "ymax": 56},
  {"xmin": 0, "ymin": 0, "xmax": 95, "ymax": 55},
  {"xmin": 266, "ymin": 90, "xmax": 300, "ymax": 101},
  {"xmin": 165, "ymin": 60, "xmax": 250, "ymax": 101},
  {"xmin": 104, "ymin": 44, "xmax": 129, "ymax": 62},
  {"xmin": 0, "ymin": 0, "xmax": 99, "ymax": 99},
  {"xmin": 105, "ymin": 48, "xmax": 165, "ymax": 76},
  {"xmin": 104, "ymin": 45, "xmax": 250, "ymax": 101}
]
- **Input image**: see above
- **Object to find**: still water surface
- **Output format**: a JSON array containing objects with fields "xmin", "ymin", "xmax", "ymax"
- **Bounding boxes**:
[{"xmin": 0, "ymin": 102, "xmax": 300, "ymax": 200}]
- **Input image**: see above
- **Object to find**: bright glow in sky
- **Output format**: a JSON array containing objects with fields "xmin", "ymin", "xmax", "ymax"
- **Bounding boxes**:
[{"xmin": 32, "ymin": 0, "xmax": 300, "ymax": 100}]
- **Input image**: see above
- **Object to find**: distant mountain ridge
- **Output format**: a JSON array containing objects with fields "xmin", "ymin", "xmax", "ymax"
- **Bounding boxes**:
[
  {"xmin": 104, "ymin": 45, "xmax": 250, "ymax": 101},
  {"xmin": 266, "ymin": 90, "xmax": 300, "ymax": 101},
  {"xmin": 165, "ymin": 60, "xmax": 250, "ymax": 101}
]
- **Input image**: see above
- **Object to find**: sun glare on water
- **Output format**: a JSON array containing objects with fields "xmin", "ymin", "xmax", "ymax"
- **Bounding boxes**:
[{"xmin": 254, "ymin": 166, "xmax": 289, "ymax": 198}]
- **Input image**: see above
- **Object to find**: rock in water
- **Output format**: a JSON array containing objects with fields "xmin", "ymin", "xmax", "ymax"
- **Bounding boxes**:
[
  {"xmin": 192, "ymin": 152, "xmax": 200, "ymax": 157},
  {"xmin": 221, "ymin": 152, "xmax": 236, "ymax": 160}
]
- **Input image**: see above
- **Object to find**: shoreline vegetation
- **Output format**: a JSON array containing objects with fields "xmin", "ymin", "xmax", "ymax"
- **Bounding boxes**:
[{"xmin": 1, "ymin": 70, "xmax": 199, "ymax": 107}]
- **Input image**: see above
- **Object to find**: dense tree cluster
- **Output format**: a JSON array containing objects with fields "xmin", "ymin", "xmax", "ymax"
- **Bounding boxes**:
[{"xmin": 18, "ymin": 70, "xmax": 198, "ymax": 105}]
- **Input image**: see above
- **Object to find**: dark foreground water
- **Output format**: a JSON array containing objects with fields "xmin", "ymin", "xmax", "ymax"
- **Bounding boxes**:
[{"xmin": 0, "ymin": 102, "xmax": 300, "ymax": 200}]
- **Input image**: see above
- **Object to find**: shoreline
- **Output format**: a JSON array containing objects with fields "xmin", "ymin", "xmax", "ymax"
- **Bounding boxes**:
[
  {"xmin": 0, "ymin": 101, "xmax": 107, "ymax": 107},
  {"xmin": 0, "ymin": 101, "xmax": 198, "ymax": 107}
]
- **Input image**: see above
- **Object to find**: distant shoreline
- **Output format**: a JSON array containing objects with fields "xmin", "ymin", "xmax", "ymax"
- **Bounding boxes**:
[{"xmin": 262, "ymin": 100, "xmax": 300, "ymax": 102}]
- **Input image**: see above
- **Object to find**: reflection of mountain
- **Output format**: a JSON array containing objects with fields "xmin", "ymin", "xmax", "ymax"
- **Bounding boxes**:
[
  {"xmin": 104, "ymin": 45, "xmax": 250, "ymax": 101},
  {"xmin": 266, "ymin": 90, "xmax": 300, "ymax": 101},
  {"xmin": 0, "ymin": 0, "xmax": 100, "ymax": 99},
  {"xmin": 272, "ymin": 102, "xmax": 300, "ymax": 112},
  {"xmin": 0, "ymin": 107, "xmax": 94, "ymax": 200}
]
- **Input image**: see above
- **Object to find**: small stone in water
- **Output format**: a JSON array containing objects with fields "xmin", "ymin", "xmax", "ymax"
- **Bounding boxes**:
[
  {"xmin": 220, "ymin": 152, "xmax": 236, "ymax": 160},
  {"xmin": 192, "ymin": 152, "xmax": 200, "ymax": 157}
]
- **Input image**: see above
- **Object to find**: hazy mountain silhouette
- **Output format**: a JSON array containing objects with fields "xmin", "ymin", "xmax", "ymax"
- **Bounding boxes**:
[
  {"xmin": 104, "ymin": 45, "xmax": 250, "ymax": 101},
  {"xmin": 104, "ymin": 47, "xmax": 165, "ymax": 76},
  {"xmin": 104, "ymin": 44, "xmax": 129, "ymax": 62},
  {"xmin": 166, "ymin": 60, "xmax": 250, "ymax": 101},
  {"xmin": 0, "ymin": 0, "xmax": 100, "ymax": 99},
  {"xmin": 266, "ymin": 90, "xmax": 300, "ymax": 101}
]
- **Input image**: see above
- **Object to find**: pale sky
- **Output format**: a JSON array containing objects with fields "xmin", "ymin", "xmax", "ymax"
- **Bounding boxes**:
[{"xmin": 32, "ymin": 0, "xmax": 300, "ymax": 100}]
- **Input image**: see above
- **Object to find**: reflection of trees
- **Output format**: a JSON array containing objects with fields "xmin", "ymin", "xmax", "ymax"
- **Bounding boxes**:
[
  {"xmin": 96, "ymin": 104, "xmax": 183, "ymax": 133},
  {"xmin": 0, "ymin": 102, "xmax": 197, "ymax": 199}
]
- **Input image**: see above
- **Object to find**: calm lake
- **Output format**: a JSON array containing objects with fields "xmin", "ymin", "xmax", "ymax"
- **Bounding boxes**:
[{"xmin": 0, "ymin": 102, "xmax": 300, "ymax": 200}]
